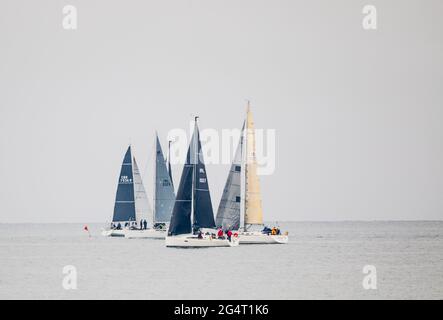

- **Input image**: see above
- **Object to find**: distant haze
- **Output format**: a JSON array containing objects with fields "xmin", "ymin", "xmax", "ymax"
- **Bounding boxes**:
[{"xmin": 1, "ymin": 0, "xmax": 442, "ymax": 223}]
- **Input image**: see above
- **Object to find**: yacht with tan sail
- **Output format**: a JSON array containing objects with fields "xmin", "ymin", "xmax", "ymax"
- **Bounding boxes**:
[{"xmin": 215, "ymin": 103, "xmax": 288, "ymax": 244}]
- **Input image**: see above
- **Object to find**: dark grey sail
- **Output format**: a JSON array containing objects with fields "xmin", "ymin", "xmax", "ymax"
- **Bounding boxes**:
[
  {"xmin": 192, "ymin": 123, "xmax": 216, "ymax": 232},
  {"xmin": 215, "ymin": 122, "xmax": 244, "ymax": 231},
  {"xmin": 167, "ymin": 141, "xmax": 193, "ymax": 236},
  {"xmin": 154, "ymin": 135, "xmax": 176, "ymax": 223},
  {"xmin": 112, "ymin": 146, "xmax": 136, "ymax": 222}
]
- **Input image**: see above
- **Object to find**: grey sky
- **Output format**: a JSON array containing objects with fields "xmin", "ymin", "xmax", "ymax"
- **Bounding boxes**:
[{"xmin": 1, "ymin": 0, "xmax": 442, "ymax": 223}]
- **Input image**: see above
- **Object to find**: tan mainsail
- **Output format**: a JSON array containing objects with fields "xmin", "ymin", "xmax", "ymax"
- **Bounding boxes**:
[{"xmin": 244, "ymin": 103, "xmax": 264, "ymax": 226}]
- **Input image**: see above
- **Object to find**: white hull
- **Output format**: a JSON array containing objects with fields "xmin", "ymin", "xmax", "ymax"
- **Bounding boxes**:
[
  {"xmin": 125, "ymin": 229, "xmax": 166, "ymax": 239},
  {"xmin": 165, "ymin": 234, "xmax": 239, "ymax": 248},
  {"xmin": 238, "ymin": 231, "xmax": 288, "ymax": 244},
  {"xmin": 101, "ymin": 229, "xmax": 126, "ymax": 237}
]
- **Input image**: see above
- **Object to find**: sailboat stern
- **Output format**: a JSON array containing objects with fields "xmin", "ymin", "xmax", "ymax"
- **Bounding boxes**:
[{"xmin": 238, "ymin": 231, "xmax": 289, "ymax": 244}]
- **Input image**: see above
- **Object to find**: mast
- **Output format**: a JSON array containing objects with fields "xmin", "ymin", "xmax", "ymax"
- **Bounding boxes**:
[
  {"xmin": 192, "ymin": 116, "xmax": 198, "ymax": 233},
  {"xmin": 244, "ymin": 102, "xmax": 249, "ymax": 231},
  {"xmin": 240, "ymin": 121, "xmax": 246, "ymax": 230},
  {"xmin": 153, "ymin": 133, "xmax": 158, "ymax": 225}
]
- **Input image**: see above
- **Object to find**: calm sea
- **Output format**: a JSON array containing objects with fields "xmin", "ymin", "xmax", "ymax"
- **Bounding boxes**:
[{"xmin": 0, "ymin": 221, "xmax": 442, "ymax": 299}]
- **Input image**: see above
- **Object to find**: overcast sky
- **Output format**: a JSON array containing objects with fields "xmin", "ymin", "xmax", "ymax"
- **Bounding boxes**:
[{"xmin": 1, "ymin": 0, "xmax": 442, "ymax": 223}]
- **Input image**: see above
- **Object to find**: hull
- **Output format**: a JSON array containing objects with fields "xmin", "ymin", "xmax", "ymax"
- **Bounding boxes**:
[
  {"xmin": 165, "ymin": 235, "xmax": 239, "ymax": 248},
  {"xmin": 101, "ymin": 229, "xmax": 126, "ymax": 237},
  {"xmin": 125, "ymin": 229, "xmax": 166, "ymax": 239},
  {"xmin": 238, "ymin": 231, "xmax": 288, "ymax": 244}
]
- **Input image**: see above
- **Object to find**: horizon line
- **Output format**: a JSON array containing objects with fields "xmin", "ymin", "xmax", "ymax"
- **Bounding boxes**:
[{"xmin": 1, "ymin": 219, "xmax": 442, "ymax": 224}]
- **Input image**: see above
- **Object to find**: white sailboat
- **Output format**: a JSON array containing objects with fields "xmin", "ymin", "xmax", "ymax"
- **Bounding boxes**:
[
  {"xmin": 216, "ymin": 103, "xmax": 289, "ymax": 244},
  {"xmin": 102, "ymin": 145, "xmax": 153, "ymax": 237},
  {"xmin": 126, "ymin": 135, "xmax": 176, "ymax": 239},
  {"xmin": 165, "ymin": 117, "xmax": 239, "ymax": 248}
]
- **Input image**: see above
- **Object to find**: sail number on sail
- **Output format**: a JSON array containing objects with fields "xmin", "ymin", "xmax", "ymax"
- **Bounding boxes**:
[{"xmin": 119, "ymin": 176, "xmax": 132, "ymax": 184}]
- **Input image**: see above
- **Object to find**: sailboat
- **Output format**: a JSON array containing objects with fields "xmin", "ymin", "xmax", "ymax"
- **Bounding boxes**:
[
  {"xmin": 126, "ymin": 135, "xmax": 176, "ymax": 239},
  {"xmin": 216, "ymin": 103, "xmax": 289, "ymax": 244},
  {"xmin": 102, "ymin": 145, "xmax": 152, "ymax": 237},
  {"xmin": 165, "ymin": 117, "xmax": 239, "ymax": 248}
]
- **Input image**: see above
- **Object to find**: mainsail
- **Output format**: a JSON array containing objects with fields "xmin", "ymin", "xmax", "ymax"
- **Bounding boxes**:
[
  {"xmin": 168, "ymin": 119, "xmax": 216, "ymax": 235},
  {"xmin": 215, "ymin": 122, "xmax": 245, "ymax": 231},
  {"xmin": 154, "ymin": 135, "xmax": 176, "ymax": 223},
  {"xmin": 133, "ymin": 157, "xmax": 153, "ymax": 225},
  {"xmin": 244, "ymin": 105, "xmax": 264, "ymax": 227},
  {"xmin": 112, "ymin": 146, "xmax": 136, "ymax": 222}
]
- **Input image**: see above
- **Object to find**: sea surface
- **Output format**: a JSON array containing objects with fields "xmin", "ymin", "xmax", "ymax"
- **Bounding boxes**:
[{"xmin": 0, "ymin": 221, "xmax": 442, "ymax": 300}]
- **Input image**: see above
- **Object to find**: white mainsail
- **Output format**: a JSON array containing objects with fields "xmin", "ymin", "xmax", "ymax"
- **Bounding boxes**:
[
  {"xmin": 244, "ymin": 104, "xmax": 264, "ymax": 227},
  {"xmin": 133, "ymin": 157, "xmax": 153, "ymax": 225}
]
